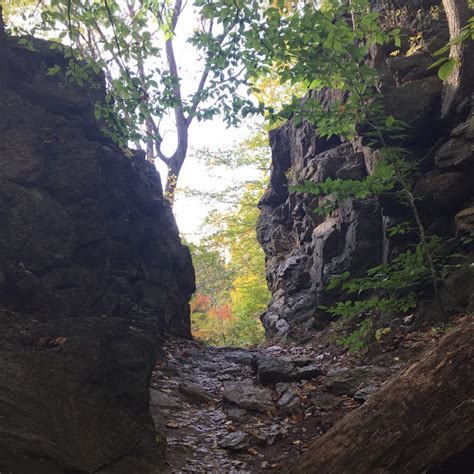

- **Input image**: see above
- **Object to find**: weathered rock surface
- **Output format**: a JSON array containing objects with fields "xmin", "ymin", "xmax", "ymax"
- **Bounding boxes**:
[
  {"xmin": 152, "ymin": 339, "xmax": 333, "ymax": 472},
  {"xmin": 218, "ymin": 431, "xmax": 250, "ymax": 451},
  {"xmin": 179, "ymin": 381, "xmax": 215, "ymax": 404},
  {"xmin": 151, "ymin": 321, "xmax": 467, "ymax": 473},
  {"xmin": 277, "ymin": 388, "xmax": 303, "ymax": 416},
  {"xmin": 0, "ymin": 38, "xmax": 194, "ymax": 472},
  {"xmin": 310, "ymin": 394, "xmax": 342, "ymax": 412},
  {"xmin": 293, "ymin": 317, "xmax": 474, "ymax": 474},
  {"xmin": 223, "ymin": 380, "xmax": 275, "ymax": 413},
  {"xmin": 257, "ymin": 1, "xmax": 474, "ymax": 341},
  {"xmin": 323, "ymin": 366, "xmax": 389, "ymax": 397},
  {"xmin": 256, "ymin": 356, "xmax": 323, "ymax": 384}
]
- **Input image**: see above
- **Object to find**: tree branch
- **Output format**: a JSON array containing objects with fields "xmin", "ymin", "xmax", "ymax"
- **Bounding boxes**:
[
  {"xmin": 164, "ymin": 0, "xmax": 188, "ymax": 165},
  {"xmin": 0, "ymin": 4, "xmax": 9, "ymax": 90}
]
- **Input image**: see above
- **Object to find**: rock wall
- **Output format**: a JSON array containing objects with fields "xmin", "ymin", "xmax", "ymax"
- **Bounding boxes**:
[
  {"xmin": 257, "ymin": 1, "xmax": 474, "ymax": 341},
  {"xmin": 0, "ymin": 38, "xmax": 194, "ymax": 472}
]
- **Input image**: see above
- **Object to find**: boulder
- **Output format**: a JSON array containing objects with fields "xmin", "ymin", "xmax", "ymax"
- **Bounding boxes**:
[
  {"xmin": 218, "ymin": 431, "xmax": 250, "ymax": 451},
  {"xmin": 222, "ymin": 380, "xmax": 274, "ymax": 413},
  {"xmin": 277, "ymin": 388, "xmax": 303, "ymax": 416},
  {"xmin": 310, "ymin": 394, "xmax": 343, "ymax": 411},
  {"xmin": 178, "ymin": 381, "xmax": 214, "ymax": 404},
  {"xmin": 292, "ymin": 318, "xmax": 474, "ymax": 474},
  {"xmin": 257, "ymin": 356, "xmax": 323, "ymax": 384},
  {"xmin": 323, "ymin": 367, "xmax": 389, "ymax": 397},
  {"xmin": 434, "ymin": 138, "xmax": 474, "ymax": 169}
]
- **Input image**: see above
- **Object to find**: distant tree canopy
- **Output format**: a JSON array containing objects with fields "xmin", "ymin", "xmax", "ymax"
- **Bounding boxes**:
[{"xmin": 186, "ymin": 127, "xmax": 270, "ymax": 346}]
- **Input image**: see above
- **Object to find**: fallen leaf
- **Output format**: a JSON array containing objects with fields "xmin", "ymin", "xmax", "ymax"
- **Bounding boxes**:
[
  {"xmin": 165, "ymin": 420, "xmax": 180, "ymax": 428},
  {"xmin": 50, "ymin": 337, "xmax": 67, "ymax": 345}
]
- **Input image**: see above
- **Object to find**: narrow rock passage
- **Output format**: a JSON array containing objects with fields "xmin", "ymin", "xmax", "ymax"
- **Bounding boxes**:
[{"xmin": 150, "ymin": 338, "xmax": 394, "ymax": 473}]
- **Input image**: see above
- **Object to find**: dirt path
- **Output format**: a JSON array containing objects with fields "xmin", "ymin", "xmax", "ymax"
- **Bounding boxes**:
[{"xmin": 149, "ymin": 338, "xmax": 399, "ymax": 473}]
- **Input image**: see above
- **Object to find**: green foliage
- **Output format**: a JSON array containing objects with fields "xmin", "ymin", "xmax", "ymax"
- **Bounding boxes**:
[
  {"xmin": 334, "ymin": 245, "xmax": 429, "ymax": 296},
  {"xmin": 184, "ymin": 127, "xmax": 270, "ymax": 346},
  {"xmin": 335, "ymin": 318, "xmax": 372, "ymax": 353},
  {"xmin": 2, "ymin": 0, "xmax": 37, "ymax": 22},
  {"xmin": 431, "ymin": 322, "xmax": 454, "ymax": 337},
  {"xmin": 9, "ymin": 0, "xmax": 264, "ymax": 197},
  {"xmin": 429, "ymin": 15, "xmax": 474, "ymax": 81},
  {"xmin": 292, "ymin": 160, "xmax": 396, "ymax": 216},
  {"xmin": 194, "ymin": 0, "xmax": 401, "ymax": 139}
]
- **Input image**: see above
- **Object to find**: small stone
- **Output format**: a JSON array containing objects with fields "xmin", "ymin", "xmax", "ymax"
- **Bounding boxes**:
[
  {"xmin": 296, "ymin": 365, "xmax": 323, "ymax": 380},
  {"xmin": 222, "ymin": 366, "xmax": 242, "ymax": 375},
  {"xmin": 257, "ymin": 356, "xmax": 323, "ymax": 384},
  {"xmin": 227, "ymin": 407, "xmax": 249, "ymax": 422},
  {"xmin": 178, "ymin": 381, "xmax": 214, "ymax": 404},
  {"xmin": 200, "ymin": 362, "xmax": 221, "ymax": 373},
  {"xmin": 266, "ymin": 345, "xmax": 283, "ymax": 352},
  {"xmin": 218, "ymin": 431, "xmax": 250, "ymax": 451},
  {"xmin": 403, "ymin": 314, "xmax": 415, "ymax": 325},
  {"xmin": 224, "ymin": 351, "xmax": 255, "ymax": 366},
  {"xmin": 223, "ymin": 380, "xmax": 274, "ymax": 413},
  {"xmin": 353, "ymin": 385, "xmax": 378, "ymax": 402},
  {"xmin": 324, "ymin": 367, "xmax": 388, "ymax": 397},
  {"xmin": 257, "ymin": 357, "xmax": 296, "ymax": 384},
  {"xmin": 150, "ymin": 388, "xmax": 181, "ymax": 409},
  {"xmin": 278, "ymin": 389, "xmax": 303, "ymax": 416},
  {"xmin": 310, "ymin": 394, "xmax": 342, "ymax": 411},
  {"xmin": 275, "ymin": 382, "xmax": 290, "ymax": 395},
  {"xmin": 276, "ymin": 319, "xmax": 290, "ymax": 336}
]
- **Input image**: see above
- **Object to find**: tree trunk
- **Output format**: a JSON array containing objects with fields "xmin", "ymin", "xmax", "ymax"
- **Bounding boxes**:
[
  {"xmin": 164, "ymin": 153, "xmax": 185, "ymax": 206},
  {"xmin": 0, "ymin": 4, "xmax": 9, "ymax": 90},
  {"xmin": 293, "ymin": 316, "xmax": 474, "ymax": 474},
  {"xmin": 164, "ymin": 126, "xmax": 188, "ymax": 206},
  {"xmin": 441, "ymin": 0, "xmax": 473, "ymax": 116}
]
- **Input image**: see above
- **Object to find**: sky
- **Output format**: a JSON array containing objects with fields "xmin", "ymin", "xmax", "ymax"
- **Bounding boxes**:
[{"xmin": 170, "ymin": 121, "xmax": 256, "ymax": 241}]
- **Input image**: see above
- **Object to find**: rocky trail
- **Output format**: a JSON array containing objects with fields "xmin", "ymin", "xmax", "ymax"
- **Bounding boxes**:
[{"xmin": 150, "ymin": 336, "xmax": 403, "ymax": 473}]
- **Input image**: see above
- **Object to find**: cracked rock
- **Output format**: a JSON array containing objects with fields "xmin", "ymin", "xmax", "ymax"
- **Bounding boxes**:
[
  {"xmin": 257, "ymin": 356, "xmax": 323, "ymax": 384},
  {"xmin": 277, "ymin": 388, "xmax": 303, "ymax": 416},
  {"xmin": 218, "ymin": 431, "xmax": 250, "ymax": 451}
]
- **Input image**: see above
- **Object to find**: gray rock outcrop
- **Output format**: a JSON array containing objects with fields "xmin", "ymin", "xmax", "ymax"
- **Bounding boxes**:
[{"xmin": 257, "ymin": 1, "xmax": 474, "ymax": 341}]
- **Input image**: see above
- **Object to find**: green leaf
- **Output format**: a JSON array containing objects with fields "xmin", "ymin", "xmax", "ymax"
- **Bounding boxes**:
[
  {"xmin": 385, "ymin": 115, "xmax": 395, "ymax": 127},
  {"xmin": 438, "ymin": 59, "xmax": 456, "ymax": 82},
  {"xmin": 46, "ymin": 65, "xmax": 61, "ymax": 76},
  {"xmin": 427, "ymin": 56, "xmax": 447, "ymax": 70}
]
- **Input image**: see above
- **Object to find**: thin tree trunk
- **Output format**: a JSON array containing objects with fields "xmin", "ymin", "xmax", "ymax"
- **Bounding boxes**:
[
  {"xmin": 441, "ymin": 0, "xmax": 473, "ymax": 116},
  {"xmin": 164, "ymin": 148, "xmax": 186, "ymax": 206},
  {"xmin": 0, "ymin": 4, "xmax": 9, "ymax": 90}
]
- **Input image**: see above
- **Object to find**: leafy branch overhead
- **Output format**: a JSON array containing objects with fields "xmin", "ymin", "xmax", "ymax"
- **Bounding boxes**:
[{"xmin": 10, "ymin": 0, "xmax": 262, "ymax": 204}]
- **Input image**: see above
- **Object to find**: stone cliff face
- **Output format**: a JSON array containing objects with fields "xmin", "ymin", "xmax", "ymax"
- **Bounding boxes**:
[
  {"xmin": 0, "ymin": 38, "xmax": 194, "ymax": 472},
  {"xmin": 257, "ymin": 1, "xmax": 474, "ymax": 341}
]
